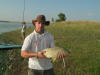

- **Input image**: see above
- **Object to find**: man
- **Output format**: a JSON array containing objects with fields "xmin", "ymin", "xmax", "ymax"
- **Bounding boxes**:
[
  {"xmin": 21, "ymin": 21, "xmax": 27, "ymax": 41},
  {"xmin": 21, "ymin": 15, "xmax": 65, "ymax": 75}
]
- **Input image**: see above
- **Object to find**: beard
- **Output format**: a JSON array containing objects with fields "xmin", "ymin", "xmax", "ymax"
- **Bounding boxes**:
[{"xmin": 36, "ymin": 28, "xmax": 44, "ymax": 34}]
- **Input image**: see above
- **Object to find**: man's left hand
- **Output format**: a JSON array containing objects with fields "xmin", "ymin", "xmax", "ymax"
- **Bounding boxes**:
[{"xmin": 57, "ymin": 53, "xmax": 66, "ymax": 59}]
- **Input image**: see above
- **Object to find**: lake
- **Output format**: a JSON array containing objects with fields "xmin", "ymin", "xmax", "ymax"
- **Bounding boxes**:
[{"xmin": 0, "ymin": 22, "xmax": 33, "ymax": 34}]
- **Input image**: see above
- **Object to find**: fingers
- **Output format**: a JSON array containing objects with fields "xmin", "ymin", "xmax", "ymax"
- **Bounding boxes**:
[
  {"xmin": 38, "ymin": 51, "xmax": 47, "ymax": 58},
  {"xmin": 42, "ymin": 51, "xmax": 47, "ymax": 58},
  {"xmin": 58, "ymin": 53, "xmax": 66, "ymax": 59}
]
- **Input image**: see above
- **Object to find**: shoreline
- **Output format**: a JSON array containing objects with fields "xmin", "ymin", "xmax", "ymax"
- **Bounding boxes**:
[{"xmin": 0, "ymin": 28, "xmax": 21, "ymax": 35}]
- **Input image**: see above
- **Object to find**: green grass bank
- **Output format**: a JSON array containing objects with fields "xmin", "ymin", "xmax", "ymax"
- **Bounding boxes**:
[{"xmin": 0, "ymin": 21, "xmax": 100, "ymax": 75}]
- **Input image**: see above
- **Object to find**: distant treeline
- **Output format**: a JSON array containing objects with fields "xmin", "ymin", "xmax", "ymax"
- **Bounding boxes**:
[{"xmin": 0, "ymin": 21, "xmax": 9, "ymax": 22}]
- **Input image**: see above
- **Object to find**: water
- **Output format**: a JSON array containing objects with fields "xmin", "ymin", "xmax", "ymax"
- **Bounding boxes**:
[{"xmin": 0, "ymin": 22, "xmax": 32, "ymax": 34}]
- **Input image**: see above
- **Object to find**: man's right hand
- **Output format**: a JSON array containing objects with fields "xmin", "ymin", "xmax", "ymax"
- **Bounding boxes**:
[{"xmin": 37, "ymin": 51, "xmax": 47, "ymax": 58}]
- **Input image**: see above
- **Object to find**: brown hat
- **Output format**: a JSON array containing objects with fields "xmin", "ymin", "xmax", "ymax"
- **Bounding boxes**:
[{"xmin": 32, "ymin": 15, "xmax": 50, "ymax": 26}]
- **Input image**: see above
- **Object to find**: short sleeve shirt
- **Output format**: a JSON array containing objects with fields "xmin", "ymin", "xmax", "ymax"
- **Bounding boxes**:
[{"xmin": 21, "ymin": 30, "xmax": 55, "ymax": 70}]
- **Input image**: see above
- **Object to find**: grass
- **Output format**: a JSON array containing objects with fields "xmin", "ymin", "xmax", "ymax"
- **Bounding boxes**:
[{"xmin": 0, "ymin": 21, "xmax": 100, "ymax": 75}]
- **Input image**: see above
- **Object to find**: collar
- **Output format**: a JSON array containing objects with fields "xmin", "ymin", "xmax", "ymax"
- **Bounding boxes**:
[{"xmin": 33, "ymin": 30, "xmax": 48, "ymax": 38}]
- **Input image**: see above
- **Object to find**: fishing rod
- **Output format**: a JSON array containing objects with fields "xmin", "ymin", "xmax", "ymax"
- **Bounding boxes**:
[
  {"xmin": 23, "ymin": 0, "xmax": 25, "ymax": 22},
  {"xmin": 21, "ymin": 0, "xmax": 26, "ymax": 41}
]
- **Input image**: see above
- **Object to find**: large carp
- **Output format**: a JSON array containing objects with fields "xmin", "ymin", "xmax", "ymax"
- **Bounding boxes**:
[{"xmin": 43, "ymin": 46, "xmax": 71, "ymax": 67}]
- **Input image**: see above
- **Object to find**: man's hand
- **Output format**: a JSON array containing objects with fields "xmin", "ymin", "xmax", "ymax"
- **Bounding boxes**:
[
  {"xmin": 57, "ymin": 53, "xmax": 66, "ymax": 59},
  {"xmin": 37, "ymin": 51, "xmax": 47, "ymax": 58}
]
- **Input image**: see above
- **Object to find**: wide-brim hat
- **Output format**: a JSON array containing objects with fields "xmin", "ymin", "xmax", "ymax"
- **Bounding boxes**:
[{"xmin": 32, "ymin": 15, "xmax": 50, "ymax": 26}]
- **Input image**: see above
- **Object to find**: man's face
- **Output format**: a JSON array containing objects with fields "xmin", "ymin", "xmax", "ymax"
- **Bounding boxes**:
[{"xmin": 35, "ymin": 21, "xmax": 45, "ymax": 33}]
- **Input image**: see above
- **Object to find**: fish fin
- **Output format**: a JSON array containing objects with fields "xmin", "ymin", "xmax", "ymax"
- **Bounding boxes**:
[{"xmin": 52, "ymin": 58, "xmax": 57, "ymax": 63}]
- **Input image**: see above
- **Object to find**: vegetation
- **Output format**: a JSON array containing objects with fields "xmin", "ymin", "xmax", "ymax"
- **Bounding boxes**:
[
  {"xmin": 0, "ymin": 21, "xmax": 100, "ymax": 75},
  {"xmin": 0, "ymin": 21, "xmax": 9, "ymax": 22},
  {"xmin": 56, "ymin": 13, "xmax": 66, "ymax": 22}
]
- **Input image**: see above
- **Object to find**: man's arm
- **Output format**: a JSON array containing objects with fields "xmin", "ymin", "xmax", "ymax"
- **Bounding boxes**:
[
  {"xmin": 21, "ymin": 50, "xmax": 46, "ymax": 58},
  {"xmin": 21, "ymin": 50, "xmax": 36, "ymax": 58}
]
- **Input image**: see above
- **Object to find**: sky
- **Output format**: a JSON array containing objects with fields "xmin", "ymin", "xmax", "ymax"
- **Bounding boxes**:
[{"xmin": 0, "ymin": 0, "xmax": 100, "ymax": 22}]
